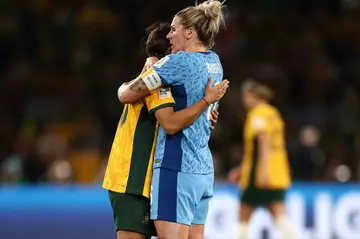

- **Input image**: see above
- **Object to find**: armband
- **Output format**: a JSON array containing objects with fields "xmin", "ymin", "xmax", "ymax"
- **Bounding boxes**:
[{"xmin": 139, "ymin": 68, "xmax": 162, "ymax": 92}]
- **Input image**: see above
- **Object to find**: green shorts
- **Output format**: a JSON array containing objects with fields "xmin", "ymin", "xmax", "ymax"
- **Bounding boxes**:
[
  {"xmin": 108, "ymin": 191, "xmax": 156, "ymax": 236},
  {"xmin": 240, "ymin": 187, "xmax": 285, "ymax": 207}
]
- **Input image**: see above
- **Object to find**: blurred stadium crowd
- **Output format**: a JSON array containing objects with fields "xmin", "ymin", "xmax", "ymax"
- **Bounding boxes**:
[{"xmin": 1, "ymin": 0, "xmax": 360, "ymax": 184}]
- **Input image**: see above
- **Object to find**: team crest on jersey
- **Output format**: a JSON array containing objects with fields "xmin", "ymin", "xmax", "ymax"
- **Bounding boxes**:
[
  {"xmin": 159, "ymin": 87, "xmax": 171, "ymax": 99},
  {"xmin": 154, "ymin": 55, "xmax": 170, "ymax": 68}
]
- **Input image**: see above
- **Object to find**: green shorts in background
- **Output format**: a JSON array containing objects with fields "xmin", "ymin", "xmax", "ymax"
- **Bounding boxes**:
[
  {"xmin": 240, "ymin": 187, "xmax": 285, "ymax": 207},
  {"xmin": 108, "ymin": 191, "xmax": 156, "ymax": 236}
]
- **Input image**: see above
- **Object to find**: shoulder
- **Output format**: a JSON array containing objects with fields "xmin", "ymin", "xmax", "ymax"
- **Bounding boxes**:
[
  {"xmin": 255, "ymin": 104, "xmax": 284, "ymax": 124},
  {"xmin": 249, "ymin": 106, "xmax": 264, "ymax": 118},
  {"xmin": 270, "ymin": 106, "xmax": 284, "ymax": 122},
  {"xmin": 169, "ymin": 51, "xmax": 189, "ymax": 60},
  {"xmin": 262, "ymin": 104, "xmax": 282, "ymax": 118},
  {"xmin": 208, "ymin": 50, "xmax": 220, "ymax": 58},
  {"xmin": 248, "ymin": 106, "xmax": 268, "ymax": 129},
  {"xmin": 253, "ymin": 104, "xmax": 274, "ymax": 115},
  {"xmin": 153, "ymin": 51, "xmax": 189, "ymax": 69},
  {"xmin": 207, "ymin": 50, "xmax": 221, "ymax": 63}
]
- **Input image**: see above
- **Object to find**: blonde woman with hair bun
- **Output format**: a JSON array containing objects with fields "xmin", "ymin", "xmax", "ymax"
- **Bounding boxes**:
[
  {"xmin": 170, "ymin": 0, "xmax": 225, "ymax": 52},
  {"xmin": 117, "ymin": 1, "xmax": 228, "ymax": 238}
]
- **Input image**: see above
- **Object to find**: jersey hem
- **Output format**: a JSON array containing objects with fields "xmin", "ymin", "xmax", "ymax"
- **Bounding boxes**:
[
  {"xmin": 149, "ymin": 103, "xmax": 176, "ymax": 114},
  {"xmin": 102, "ymin": 185, "xmax": 150, "ymax": 198}
]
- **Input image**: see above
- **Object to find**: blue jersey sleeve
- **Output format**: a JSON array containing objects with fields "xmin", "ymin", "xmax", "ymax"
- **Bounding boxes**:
[{"xmin": 152, "ymin": 51, "xmax": 188, "ymax": 86}]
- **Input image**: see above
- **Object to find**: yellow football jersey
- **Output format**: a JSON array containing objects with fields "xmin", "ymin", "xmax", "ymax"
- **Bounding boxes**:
[
  {"xmin": 103, "ymin": 87, "xmax": 175, "ymax": 198},
  {"xmin": 240, "ymin": 103, "xmax": 291, "ymax": 190}
]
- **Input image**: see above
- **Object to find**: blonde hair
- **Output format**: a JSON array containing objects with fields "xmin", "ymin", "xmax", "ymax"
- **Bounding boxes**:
[
  {"xmin": 241, "ymin": 79, "xmax": 274, "ymax": 101},
  {"xmin": 176, "ymin": 0, "xmax": 226, "ymax": 48}
]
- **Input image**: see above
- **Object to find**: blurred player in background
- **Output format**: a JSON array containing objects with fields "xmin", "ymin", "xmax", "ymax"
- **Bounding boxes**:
[
  {"xmin": 103, "ymin": 21, "xmax": 226, "ymax": 239},
  {"xmin": 228, "ymin": 79, "xmax": 294, "ymax": 239},
  {"xmin": 118, "ymin": 1, "xmax": 227, "ymax": 238}
]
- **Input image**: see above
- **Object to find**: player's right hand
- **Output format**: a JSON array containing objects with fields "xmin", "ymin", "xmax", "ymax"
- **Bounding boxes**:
[
  {"xmin": 204, "ymin": 77, "xmax": 229, "ymax": 104},
  {"xmin": 141, "ymin": 56, "xmax": 159, "ymax": 73},
  {"xmin": 210, "ymin": 108, "xmax": 219, "ymax": 130}
]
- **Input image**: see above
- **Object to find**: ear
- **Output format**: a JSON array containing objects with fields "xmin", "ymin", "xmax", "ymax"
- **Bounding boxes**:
[{"xmin": 185, "ymin": 27, "xmax": 196, "ymax": 40}]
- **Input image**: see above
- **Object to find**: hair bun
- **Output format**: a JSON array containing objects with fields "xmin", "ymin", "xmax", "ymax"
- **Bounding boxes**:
[
  {"xmin": 196, "ymin": 0, "xmax": 224, "ymax": 27},
  {"xmin": 175, "ymin": 0, "xmax": 226, "ymax": 48}
]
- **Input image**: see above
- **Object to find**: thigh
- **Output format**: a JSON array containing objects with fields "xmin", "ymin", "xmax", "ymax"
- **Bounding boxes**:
[
  {"xmin": 268, "ymin": 197, "xmax": 287, "ymax": 218},
  {"xmin": 192, "ymin": 173, "xmax": 214, "ymax": 225},
  {"xmin": 192, "ymin": 196, "xmax": 211, "ymax": 225},
  {"xmin": 108, "ymin": 191, "xmax": 156, "ymax": 237},
  {"xmin": 239, "ymin": 202, "xmax": 255, "ymax": 222},
  {"xmin": 150, "ymin": 168, "xmax": 192, "ymax": 238},
  {"xmin": 189, "ymin": 224, "xmax": 205, "ymax": 239},
  {"xmin": 151, "ymin": 168, "xmax": 202, "ymax": 226},
  {"xmin": 239, "ymin": 188, "xmax": 258, "ymax": 222},
  {"xmin": 150, "ymin": 168, "xmax": 181, "ymax": 223},
  {"xmin": 154, "ymin": 220, "xmax": 190, "ymax": 239},
  {"xmin": 116, "ymin": 230, "xmax": 150, "ymax": 239}
]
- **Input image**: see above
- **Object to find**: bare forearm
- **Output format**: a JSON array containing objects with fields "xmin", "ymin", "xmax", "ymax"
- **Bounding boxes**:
[
  {"xmin": 156, "ymin": 99, "xmax": 209, "ymax": 134},
  {"xmin": 118, "ymin": 77, "xmax": 151, "ymax": 103},
  {"xmin": 258, "ymin": 134, "xmax": 270, "ymax": 176},
  {"xmin": 259, "ymin": 148, "xmax": 269, "ymax": 169},
  {"xmin": 172, "ymin": 99, "xmax": 209, "ymax": 128}
]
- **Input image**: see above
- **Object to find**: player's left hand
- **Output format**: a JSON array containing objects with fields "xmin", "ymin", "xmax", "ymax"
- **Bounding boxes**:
[
  {"xmin": 227, "ymin": 165, "xmax": 241, "ymax": 183},
  {"xmin": 210, "ymin": 108, "xmax": 219, "ymax": 130},
  {"xmin": 204, "ymin": 78, "xmax": 229, "ymax": 104}
]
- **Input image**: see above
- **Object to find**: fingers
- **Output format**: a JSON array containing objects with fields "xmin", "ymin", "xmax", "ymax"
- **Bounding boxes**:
[
  {"xmin": 145, "ymin": 64, "xmax": 152, "ymax": 71},
  {"xmin": 204, "ymin": 79, "xmax": 229, "ymax": 104},
  {"xmin": 211, "ymin": 111, "xmax": 218, "ymax": 121},
  {"xmin": 142, "ymin": 57, "xmax": 159, "ymax": 73},
  {"xmin": 217, "ymin": 89, "xmax": 227, "ymax": 100},
  {"xmin": 210, "ymin": 110, "xmax": 218, "ymax": 130},
  {"xmin": 218, "ymin": 80, "xmax": 229, "ymax": 93},
  {"xmin": 217, "ymin": 80, "xmax": 229, "ymax": 89},
  {"xmin": 210, "ymin": 117, "xmax": 217, "ymax": 125},
  {"xmin": 147, "ymin": 56, "xmax": 159, "ymax": 65},
  {"xmin": 219, "ymin": 79, "xmax": 229, "ymax": 86},
  {"xmin": 213, "ymin": 80, "xmax": 229, "ymax": 99},
  {"xmin": 209, "ymin": 79, "xmax": 228, "ymax": 92}
]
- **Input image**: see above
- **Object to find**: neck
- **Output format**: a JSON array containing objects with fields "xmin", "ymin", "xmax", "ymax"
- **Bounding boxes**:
[
  {"xmin": 184, "ymin": 42, "xmax": 208, "ymax": 53},
  {"xmin": 252, "ymin": 100, "xmax": 266, "ymax": 108}
]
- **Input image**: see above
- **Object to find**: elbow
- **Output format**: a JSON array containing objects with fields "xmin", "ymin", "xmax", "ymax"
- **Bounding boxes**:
[
  {"xmin": 118, "ymin": 93, "xmax": 130, "ymax": 104},
  {"xmin": 118, "ymin": 94, "xmax": 130, "ymax": 104},
  {"xmin": 117, "ymin": 85, "xmax": 128, "ymax": 103},
  {"xmin": 161, "ymin": 123, "xmax": 179, "ymax": 135},
  {"xmin": 117, "ymin": 89, "xmax": 136, "ymax": 104},
  {"xmin": 163, "ymin": 126, "xmax": 178, "ymax": 135}
]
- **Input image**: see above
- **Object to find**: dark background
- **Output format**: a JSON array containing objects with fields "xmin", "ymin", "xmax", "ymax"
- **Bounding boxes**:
[{"xmin": 1, "ymin": 0, "xmax": 360, "ymax": 185}]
